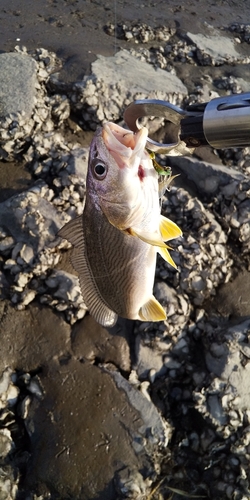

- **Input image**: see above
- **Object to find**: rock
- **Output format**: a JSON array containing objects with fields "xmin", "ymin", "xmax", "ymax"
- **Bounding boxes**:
[
  {"xmin": 135, "ymin": 339, "xmax": 166, "ymax": 380},
  {"xmin": 161, "ymin": 186, "xmax": 232, "ymax": 308},
  {"xmin": 65, "ymin": 147, "xmax": 89, "ymax": 179},
  {"xmin": 0, "ymin": 236, "xmax": 15, "ymax": 253},
  {"xmin": 115, "ymin": 468, "xmax": 151, "ymax": 498},
  {"xmin": 71, "ymin": 314, "xmax": 132, "ymax": 373},
  {"xmin": 0, "ymin": 183, "xmax": 69, "ymax": 309},
  {"xmin": 192, "ymin": 317, "xmax": 250, "ymax": 446},
  {"xmin": 229, "ymin": 22, "xmax": 250, "ymax": 44},
  {"xmin": 0, "ymin": 14, "xmax": 250, "ymax": 498},
  {"xmin": 0, "ymin": 184, "xmax": 65, "ymax": 253},
  {"xmin": 45, "ymin": 269, "xmax": 83, "ymax": 303},
  {"xmin": 187, "ymin": 28, "xmax": 249, "ymax": 65},
  {"xmin": 0, "ymin": 429, "xmax": 13, "ymax": 459},
  {"xmin": 0, "ymin": 301, "xmax": 71, "ymax": 373},
  {"xmin": 91, "ymin": 50, "xmax": 187, "ymax": 95},
  {"xmin": 0, "ymin": 53, "xmax": 37, "ymax": 118},
  {"xmin": 24, "ymin": 359, "xmax": 170, "ymax": 499},
  {"xmin": 71, "ymin": 49, "xmax": 187, "ymax": 128},
  {"xmin": 0, "ymin": 465, "xmax": 18, "ymax": 500},
  {"xmin": 211, "ymin": 270, "xmax": 250, "ymax": 318},
  {"xmin": 0, "ymin": 368, "xmax": 12, "ymax": 395},
  {"xmin": 167, "ymin": 155, "xmax": 245, "ymax": 199}
]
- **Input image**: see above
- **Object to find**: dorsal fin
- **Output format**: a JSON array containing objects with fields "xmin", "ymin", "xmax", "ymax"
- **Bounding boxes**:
[
  {"xmin": 58, "ymin": 216, "xmax": 85, "ymax": 249},
  {"xmin": 58, "ymin": 217, "xmax": 118, "ymax": 327}
]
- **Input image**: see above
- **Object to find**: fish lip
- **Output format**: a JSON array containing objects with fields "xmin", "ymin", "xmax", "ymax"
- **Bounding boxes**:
[{"xmin": 102, "ymin": 122, "xmax": 148, "ymax": 166}]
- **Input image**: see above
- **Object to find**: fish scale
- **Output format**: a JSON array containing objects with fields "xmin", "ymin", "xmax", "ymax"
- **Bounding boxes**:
[{"xmin": 84, "ymin": 198, "xmax": 156, "ymax": 319}]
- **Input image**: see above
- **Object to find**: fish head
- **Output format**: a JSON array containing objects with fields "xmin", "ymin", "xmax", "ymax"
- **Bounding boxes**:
[{"xmin": 86, "ymin": 122, "xmax": 159, "ymax": 230}]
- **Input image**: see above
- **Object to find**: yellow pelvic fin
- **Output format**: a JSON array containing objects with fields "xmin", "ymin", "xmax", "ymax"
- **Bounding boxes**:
[
  {"xmin": 160, "ymin": 215, "xmax": 182, "ymax": 241},
  {"xmin": 158, "ymin": 246, "xmax": 178, "ymax": 270},
  {"xmin": 130, "ymin": 227, "xmax": 169, "ymax": 249},
  {"xmin": 139, "ymin": 296, "xmax": 166, "ymax": 322}
]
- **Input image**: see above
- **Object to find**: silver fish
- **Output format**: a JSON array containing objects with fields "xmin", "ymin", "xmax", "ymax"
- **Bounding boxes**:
[{"xmin": 58, "ymin": 122, "xmax": 182, "ymax": 327}]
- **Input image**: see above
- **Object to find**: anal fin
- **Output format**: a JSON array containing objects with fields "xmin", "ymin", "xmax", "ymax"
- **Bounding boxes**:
[
  {"xmin": 139, "ymin": 296, "xmax": 166, "ymax": 322},
  {"xmin": 160, "ymin": 215, "xmax": 182, "ymax": 241}
]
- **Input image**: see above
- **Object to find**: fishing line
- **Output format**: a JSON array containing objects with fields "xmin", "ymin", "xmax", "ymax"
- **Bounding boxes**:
[{"xmin": 114, "ymin": 0, "xmax": 117, "ymax": 55}]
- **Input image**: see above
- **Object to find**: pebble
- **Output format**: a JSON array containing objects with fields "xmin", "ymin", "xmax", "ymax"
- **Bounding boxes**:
[
  {"xmin": 0, "ymin": 369, "xmax": 12, "ymax": 395},
  {"xmin": 0, "ymin": 428, "xmax": 13, "ymax": 458},
  {"xmin": 0, "ymin": 236, "xmax": 15, "ymax": 252},
  {"xmin": 6, "ymin": 385, "xmax": 19, "ymax": 407},
  {"xmin": 20, "ymin": 244, "xmax": 34, "ymax": 265}
]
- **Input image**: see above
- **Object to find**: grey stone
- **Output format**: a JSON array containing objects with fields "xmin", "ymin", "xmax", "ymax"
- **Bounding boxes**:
[
  {"xmin": 110, "ymin": 370, "xmax": 170, "ymax": 448},
  {"xmin": 204, "ymin": 319, "xmax": 250, "ymax": 424},
  {"xmin": 0, "ymin": 429, "xmax": 13, "ymax": 459},
  {"xmin": 0, "ymin": 368, "xmax": 12, "ymax": 395},
  {"xmin": 0, "ymin": 301, "xmax": 71, "ymax": 374},
  {"xmin": 187, "ymin": 29, "xmax": 249, "ymax": 65},
  {"xmin": 135, "ymin": 340, "xmax": 166, "ymax": 379},
  {"xmin": 71, "ymin": 314, "xmax": 132, "ymax": 372},
  {"xmin": 24, "ymin": 359, "xmax": 170, "ymax": 499},
  {"xmin": 65, "ymin": 147, "xmax": 89, "ymax": 179},
  {"xmin": 91, "ymin": 50, "xmax": 187, "ymax": 96},
  {"xmin": 168, "ymin": 155, "xmax": 245, "ymax": 199},
  {"xmin": 154, "ymin": 281, "xmax": 177, "ymax": 303},
  {"xmin": 19, "ymin": 244, "xmax": 34, "ymax": 265},
  {"xmin": 0, "ymin": 184, "xmax": 66, "ymax": 254},
  {"xmin": 72, "ymin": 49, "xmax": 188, "ymax": 128},
  {"xmin": 207, "ymin": 395, "xmax": 227, "ymax": 426},
  {"xmin": 0, "ymin": 53, "xmax": 37, "ymax": 118},
  {"xmin": 212, "ymin": 270, "xmax": 250, "ymax": 318}
]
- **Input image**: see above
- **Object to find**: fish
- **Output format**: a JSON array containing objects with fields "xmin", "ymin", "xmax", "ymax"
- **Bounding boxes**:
[{"xmin": 58, "ymin": 122, "xmax": 182, "ymax": 327}]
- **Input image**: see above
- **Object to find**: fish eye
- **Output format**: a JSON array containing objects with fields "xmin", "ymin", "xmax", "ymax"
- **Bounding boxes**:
[{"xmin": 92, "ymin": 159, "xmax": 107, "ymax": 180}]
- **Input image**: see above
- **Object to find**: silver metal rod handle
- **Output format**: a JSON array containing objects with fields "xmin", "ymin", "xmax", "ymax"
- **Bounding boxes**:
[{"xmin": 203, "ymin": 92, "xmax": 250, "ymax": 148}]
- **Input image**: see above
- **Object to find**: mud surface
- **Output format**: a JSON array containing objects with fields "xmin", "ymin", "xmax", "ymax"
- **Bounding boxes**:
[{"xmin": 0, "ymin": 0, "xmax": 249, "ymax": 81}]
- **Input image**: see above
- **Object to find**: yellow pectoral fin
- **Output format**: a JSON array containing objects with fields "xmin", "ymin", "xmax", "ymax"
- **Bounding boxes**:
[
  {"xmin": 160, "ymin": 215, "xmax": 182, "ymax": 242},
  {"xmin": 130, "ymin": 227, "xmax": 167, "ymax": 248},
  {"xmin": 139, "ymin": 296, "xmax": 166, "ymax": 322},
  {"xmin": 158, "ymin": 246, "xmax": 178, "ymax": 270}
]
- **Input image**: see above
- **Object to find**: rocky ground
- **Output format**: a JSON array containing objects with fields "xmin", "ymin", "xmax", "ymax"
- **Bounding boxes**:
[{"xmin": 1, "ymin": 2, "xmax": 250, "ymax": 500}]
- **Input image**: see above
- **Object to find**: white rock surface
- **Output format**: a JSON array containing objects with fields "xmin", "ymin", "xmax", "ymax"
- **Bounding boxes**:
[
  {"xmin": 187, "ymin": 28, "xmax": 250, "ymax": 65},
  {"xmin": 91, "ymin": 49, "xmax": 187, "ymax": 95},
  {"xmin": 0, "ymin": 53, "xmax": 37, "ymax": 118},
  {"xmin": 71, "ymin": 49, "xmax": 187, "ymax": 128}
]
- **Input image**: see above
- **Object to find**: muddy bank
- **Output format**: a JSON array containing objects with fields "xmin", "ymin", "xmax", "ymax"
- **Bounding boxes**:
[
  {"xmin": 0, "ymin": 1, "xmax": 250, "ymax": 499},
  {"xmin": 0, "ymin": 0, "xmax": 249, "ymax": 81}
]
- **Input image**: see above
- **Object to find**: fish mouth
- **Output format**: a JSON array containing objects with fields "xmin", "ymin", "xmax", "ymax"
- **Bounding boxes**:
[{"xmin": 102, "ymin": 122, "xmax": 148, "ymax": 168}]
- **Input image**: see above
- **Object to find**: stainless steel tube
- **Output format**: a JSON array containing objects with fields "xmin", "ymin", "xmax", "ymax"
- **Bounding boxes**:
[{"xmin": 203, "ymin": 93, "xmax": 250, "ymax": 148}]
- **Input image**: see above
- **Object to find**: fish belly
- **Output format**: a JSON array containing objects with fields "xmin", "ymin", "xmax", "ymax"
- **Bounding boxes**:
[{"xmin": 84, "ymin": 205, "xmax": 157, "ymax": 320}]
